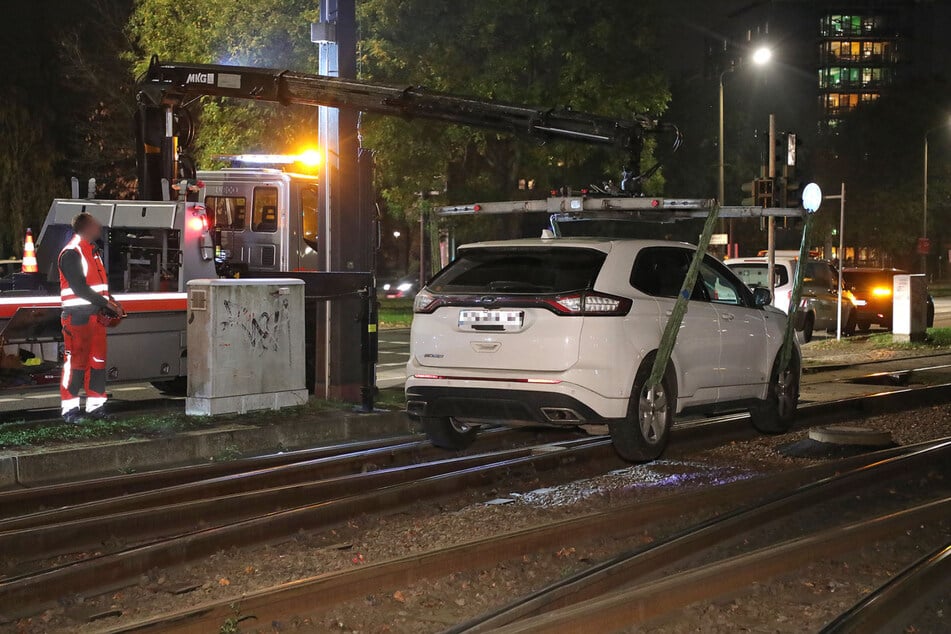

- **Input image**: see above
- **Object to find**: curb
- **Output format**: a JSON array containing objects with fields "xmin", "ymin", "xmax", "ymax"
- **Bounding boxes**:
[{"xmin": 0, "ymin": 409, "xmax": 417, "ymax": 488}]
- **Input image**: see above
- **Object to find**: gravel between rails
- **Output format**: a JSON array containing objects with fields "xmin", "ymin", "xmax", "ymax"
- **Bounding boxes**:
[{"xmin": 6, "ymin": 403, "xmax": 949, "ymax": 633}]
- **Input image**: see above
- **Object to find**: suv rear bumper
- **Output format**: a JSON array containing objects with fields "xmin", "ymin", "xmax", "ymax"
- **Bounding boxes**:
[{"xmin": 405, "ymin": 384, "xmax": 627, "ymax": 425}]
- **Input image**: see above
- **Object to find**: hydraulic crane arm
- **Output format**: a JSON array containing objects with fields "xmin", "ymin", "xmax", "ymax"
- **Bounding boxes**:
[{"xmin": 136, "ymin": 56, "xmax": 680, "ymax": 198}]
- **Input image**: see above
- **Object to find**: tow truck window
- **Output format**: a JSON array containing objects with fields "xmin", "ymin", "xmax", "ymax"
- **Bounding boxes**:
[
  {"xmin": 728, "ymin": 263, "xmax": 789, "ymax": 289},
  {"xmin": 301, "ymin": 186, "xmax": 318, "ymax": 249},
  {"xmin": 252, "ymin": 187, "xmax": 279, "ymax": 232},
  {"xmin": 205, "ymin": 196, "xmax": 246, "ymax": 230}
]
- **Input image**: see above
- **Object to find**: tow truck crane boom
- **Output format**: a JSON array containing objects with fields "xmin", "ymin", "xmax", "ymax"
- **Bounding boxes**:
[{"xmin": 136, "ymin": 57, "xmax": 680, "ymax": 197}]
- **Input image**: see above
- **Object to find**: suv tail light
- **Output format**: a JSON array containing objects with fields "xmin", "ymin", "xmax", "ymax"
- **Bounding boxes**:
[
  {"xmin": 548, "ymin": 292, "xmax": 632, "ymax": 316},
  {"xmin": 414, "ymin": 289, "xmax": 441, "ymax": 314},
  {"xmin": 413, "ymin": 289, "xmax": 631, "ymax": 316}
]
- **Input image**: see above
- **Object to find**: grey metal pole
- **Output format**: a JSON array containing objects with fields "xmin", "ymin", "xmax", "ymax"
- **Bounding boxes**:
[
  {"xmin": 836, "ymin": 183, "xmax": 845, "ymax": 341},
  {"xmin": 768, "ymin": 114, "xmax": 776, "ymax": 299},
  {"xmin": 718, "ymin": 75, "xmax": 725, "ymax": 207},
  {"xmin": 923, "ymin": 134, "xmax": 928, "ymax": 277}
]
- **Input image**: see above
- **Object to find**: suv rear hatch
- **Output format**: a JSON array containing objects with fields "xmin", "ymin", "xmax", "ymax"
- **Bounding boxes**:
[{"xmin": 412, "ymin": 245, "xmax": 622, "ymax": 373}]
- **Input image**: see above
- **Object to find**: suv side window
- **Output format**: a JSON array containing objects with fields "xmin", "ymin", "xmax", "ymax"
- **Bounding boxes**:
[
  {"xmin": 631, "ymin": 247, "xmax": 705, "ymax": 301},
  {"xmin": 699, "ymin": 255, "xmax": 751, "ymax": 307}
]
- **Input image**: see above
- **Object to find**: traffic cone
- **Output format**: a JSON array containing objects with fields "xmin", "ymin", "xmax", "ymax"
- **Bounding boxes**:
[{"xmin": 22, "ymin": 228, "xmax": 38, "ymax": 273}]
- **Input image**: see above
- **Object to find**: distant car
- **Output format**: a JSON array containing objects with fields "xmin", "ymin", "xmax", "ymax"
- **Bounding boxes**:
[
  {"xmin": 379, "ymin": 278, "xmax": 418, "ymax": 299},
  {"xmin": 843, "ymin": 268, "xmax": 935, "ymax": 331},
  {"xmin": 406, "ymin": 238, "xmax": 800, "ymax": 462},
  {"xmin": 726, "ymin": 257, "xmax": 856, "ymax": 342}
]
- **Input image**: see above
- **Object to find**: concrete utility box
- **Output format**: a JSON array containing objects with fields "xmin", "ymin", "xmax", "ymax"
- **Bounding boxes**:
[
  {"xmin": 892, "ymin": 274, "xmax": 928, "ymax": 342},
  {"xmin": 186, "ymin": 278, "xmax": 307, "ymax": 415}
]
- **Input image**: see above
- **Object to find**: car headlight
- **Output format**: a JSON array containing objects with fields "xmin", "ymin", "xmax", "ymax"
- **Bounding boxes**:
[{"xmin": 397, "ymin": 282, "xmax": 413, "ymax": 292}]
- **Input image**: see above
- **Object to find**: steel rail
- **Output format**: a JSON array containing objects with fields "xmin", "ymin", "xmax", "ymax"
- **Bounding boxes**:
[
  {"xmin": 499, "ymin": 498, "xmax": 951, "ymax": 633},
  {"xmin": 4, "ymin": 382, "xmax": 951, "ymax": 621},
  {"xmin": 100, "ymin": 439, "xmax": 947, "ymax": 634},
  {"xmin": 0, "ymin": 434, "xmax": 424, "ymax": 514},
  {"xmin": 0, "ymin": 439, "xmax": 599, "ymax": 561},
  {"xmin": 819, "ymin": 542, "xmax": 951, "ymax": 634},
  {"xmin": 0, "ymin": 438, "xmax": 616, "ymax": 616},
  {"xmin": 453, "ymin": 438, "xmax": 951, "ymax": 631}
]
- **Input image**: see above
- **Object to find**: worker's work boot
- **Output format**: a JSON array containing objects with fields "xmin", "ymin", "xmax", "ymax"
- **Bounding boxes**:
[
  {"xmin": 62, "ymin": 408, "xmax": 85, "ymax": 425},
  {"xmin": 85, "ymin": 406, "xmax": 114, "ymax": 421}
]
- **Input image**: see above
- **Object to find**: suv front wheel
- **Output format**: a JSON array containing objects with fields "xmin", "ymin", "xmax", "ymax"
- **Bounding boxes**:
[
  {"xmin": 609, "ymin": 357, "xmax": 675, "ymax": 462},
  {"xmin": 421, "ymin": 416, "xmax": 479, "ymax": 450},
  {"xmin": 749, "ymin": 350, "xmax": 800, "ymax": 434}
]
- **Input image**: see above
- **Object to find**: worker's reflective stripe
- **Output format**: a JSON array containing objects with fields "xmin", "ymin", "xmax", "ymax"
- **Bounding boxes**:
[
  {"xmin": 61, "ymin": 284, "xmax": 109, "ymax": 298},
  {"xmin": 86, "ymin": 396, "xmax": 107, "ymax": 412},
  {"xmin": 62, "ymin": 297, "xmax": 98, "ymax": 307},
  {"xmin": 61, "ymin": 397, "xmax": 80, "ymax": 415}
]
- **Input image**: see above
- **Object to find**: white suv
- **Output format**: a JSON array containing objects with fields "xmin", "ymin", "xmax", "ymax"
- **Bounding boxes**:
[
  {"xmin": 726, "ymin": 257, "xmax": 856, "ymax": 342},
  {"xmin": 405, "ymin": 238, "xmax": 800, "ymax": 462}
]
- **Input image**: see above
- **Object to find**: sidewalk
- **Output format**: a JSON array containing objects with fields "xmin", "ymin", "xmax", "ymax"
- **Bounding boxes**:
[{"xmin": 0, "ymin": 403, "xmax": 415, "ymax": 489}]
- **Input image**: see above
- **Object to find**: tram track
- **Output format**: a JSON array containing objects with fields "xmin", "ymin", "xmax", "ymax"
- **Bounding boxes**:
[
  {"xmin": 0, "ymin": 380, "xmax": 943, "ymax": 628},
  {"xmin": 96, "ymin": 437, "xmax": 951, "ymax": 633}
]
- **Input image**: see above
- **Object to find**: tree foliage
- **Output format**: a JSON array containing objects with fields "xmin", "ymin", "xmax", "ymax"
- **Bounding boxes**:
[
  {"xmin": 128, "ymin": 0, "xmax": 671, "ymax": 222},
  {"xmin": 814, "ymin": 80, "xmax": 951, "ymax": 268},
  {"xmin": 0, "ymin": 98, "xmax": 60, "ymax": 255}
]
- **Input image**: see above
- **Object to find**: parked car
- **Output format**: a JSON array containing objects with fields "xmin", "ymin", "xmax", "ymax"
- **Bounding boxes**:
[
  {"xmin": 726, "ymin": 257, "xmax": 856, "ymax": 342},
  {"xmin": 406, "ymin": 238, "xmax": 800, "ymax": 462},
  {"xmin": 843, "ymin": 268, "xmax": 935, "ymax": 331},
  {"xmin": 378, "ymin": 278, "xmax": 418, "ymax": 299}
]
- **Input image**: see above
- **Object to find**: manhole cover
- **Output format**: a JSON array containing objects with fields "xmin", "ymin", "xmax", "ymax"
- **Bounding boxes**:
[{"xmin": 808, "ymin": 425, "xmax": 894, "ymax": 447}]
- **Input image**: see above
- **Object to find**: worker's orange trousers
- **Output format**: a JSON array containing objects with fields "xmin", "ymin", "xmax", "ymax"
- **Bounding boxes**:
[{"xmin": 60, "ymin": 313, "xmax": 108, "ymax": 414}]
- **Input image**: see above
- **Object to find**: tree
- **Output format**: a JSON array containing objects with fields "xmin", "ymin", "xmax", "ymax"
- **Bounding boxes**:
[
  {"xmin": 0, "ymin": 98, "xmax": 60, "ymax": 255},
  {"xmin": 358, "ymin": 0, "xmax": 671, "ymax": 221},
  {"xmin": 813, "ymin": 79, "xmax": 951, "ymax": 270},
  {"xmin": 128, "ymin": 1, "xmax": 671, "ymax": 222},
  {"xmin": 128, "ymin": 0, "xmax": 321, "ymax": 163}
]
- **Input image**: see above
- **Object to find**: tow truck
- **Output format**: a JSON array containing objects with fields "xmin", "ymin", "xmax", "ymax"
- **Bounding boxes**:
[{"xmin": 0, "ymin": 58, "xmax": 678, "ymax": 393}]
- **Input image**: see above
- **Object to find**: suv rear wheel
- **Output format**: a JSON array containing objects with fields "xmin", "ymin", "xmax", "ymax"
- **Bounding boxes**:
[
  {"xmin": 749, "ymin": 349, "xmax": 800, "ymax": 434},
  {"xmin": 609, "ymin": 356, "xmax": 674, "ymax": 462},
  {"xmin": 422, "ymin": 416, "xmax": 478, "ymax": 450}
]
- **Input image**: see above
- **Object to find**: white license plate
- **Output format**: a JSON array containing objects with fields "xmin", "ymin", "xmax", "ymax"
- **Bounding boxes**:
[{"xmin": 458, "ymin": 309, "xmax": 524, "ymax": 329}]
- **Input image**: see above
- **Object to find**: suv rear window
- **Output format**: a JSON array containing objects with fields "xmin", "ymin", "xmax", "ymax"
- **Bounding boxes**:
[
  {"xmin": 728, "ymin": 263, "xmax": 790, "ymax": 289},
  {"xmin": 429, "ymin": 247, "xmax": 606, "ymax": 294}
]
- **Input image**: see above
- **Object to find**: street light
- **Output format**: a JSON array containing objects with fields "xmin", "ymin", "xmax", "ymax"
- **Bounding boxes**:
[
  {"xmin": 719, "ymin": 45, "xmax": 773, "ymax": 251},
  {"xmin": 922, "ymin": 118, "xmax": 951, "ymax": 278}
]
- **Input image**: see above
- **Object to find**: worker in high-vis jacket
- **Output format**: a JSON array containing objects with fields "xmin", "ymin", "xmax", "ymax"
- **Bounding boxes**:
[{"xmin": 58, "ymin": 213, "xmax": 124, "ymax": 423}]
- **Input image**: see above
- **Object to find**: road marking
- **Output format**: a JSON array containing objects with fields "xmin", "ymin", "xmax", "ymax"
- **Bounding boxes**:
[
  {"xmin": 378, "ymin": 341, "xmax": 408, "ymax": 345},
  {"xmin": 376, "ymin": 362, "xmax": 408, "ymax": 368},
  {"xmin": 112, "ymin": 386, "xmax": 149, "ymax": 392},
  {"xmin": 0, "ymin": 398, "xmax": 21, "ymax": 403},
  {"xmin": 27, "ymin": 395, "xmax": 55, "ymax": 400},
  {"xmin": 378, "ymin": 350, "xmax": 409, "ymax": 355}
]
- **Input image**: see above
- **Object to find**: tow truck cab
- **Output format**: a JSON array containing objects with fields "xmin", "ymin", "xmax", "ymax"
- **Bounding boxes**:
[{"xmin": 198, "ymin": 168, "xmax": 320, "ymax": 275}]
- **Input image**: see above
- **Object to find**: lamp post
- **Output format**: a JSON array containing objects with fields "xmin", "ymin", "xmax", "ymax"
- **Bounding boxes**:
[
  {"xmin": 922, "ymin": 120, "xmax": 951, "ymax": 278},
  {"xmin": 718, "ymin": 45, "xmax": 772, "ymax": 251}
]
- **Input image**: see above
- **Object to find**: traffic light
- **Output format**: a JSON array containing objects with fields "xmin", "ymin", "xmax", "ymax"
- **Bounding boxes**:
[
  {"xmin": 741, "ymin": 178, "xmax": 774, "ymax": 208},
  {"xmin": 780, "ymin": 177, "xmax": 801, "ymax": 208}
]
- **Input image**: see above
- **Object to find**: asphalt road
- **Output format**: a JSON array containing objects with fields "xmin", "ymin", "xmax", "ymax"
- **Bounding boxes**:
[{"xmin": 376, "ymin": 327, "xmax": 411, "ymax": 389}]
